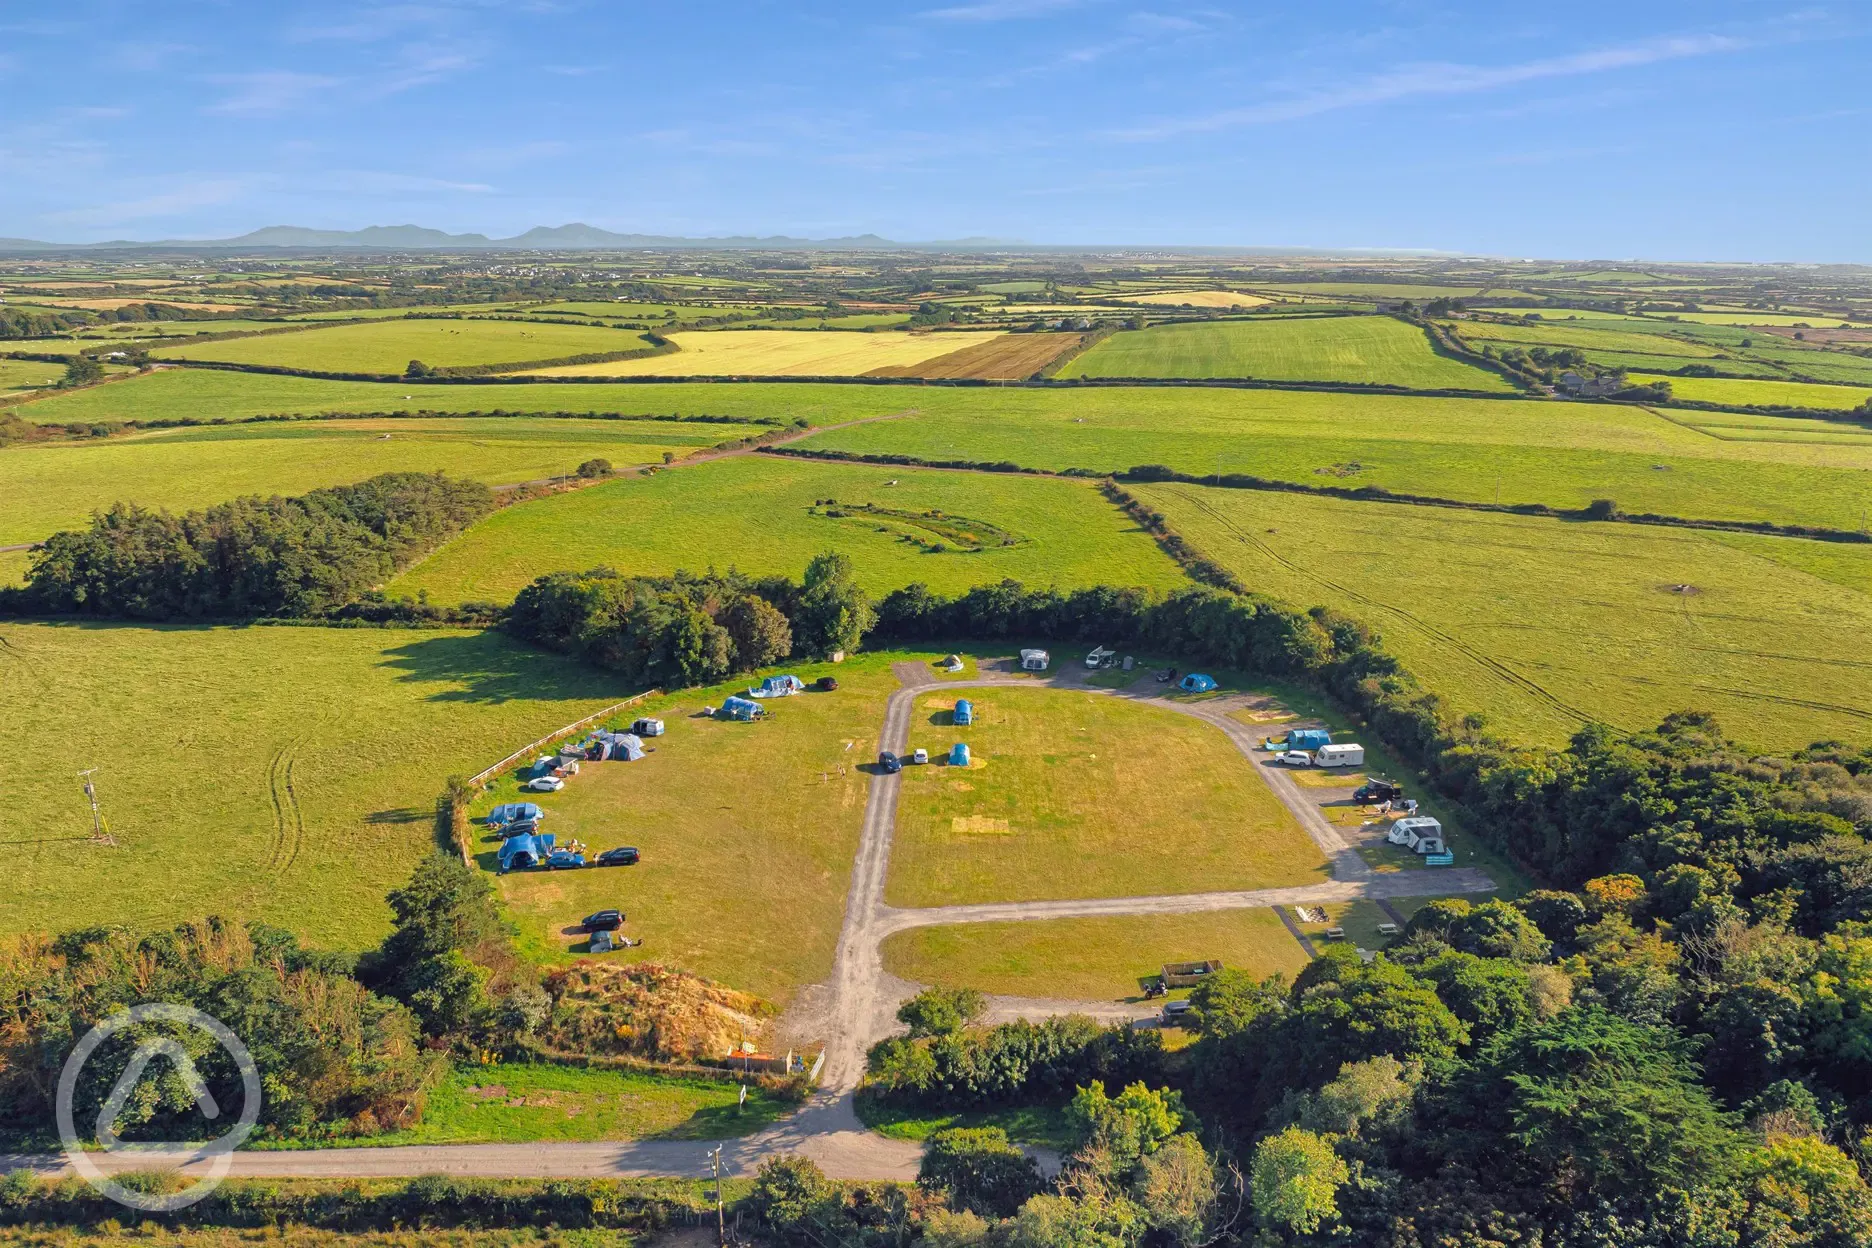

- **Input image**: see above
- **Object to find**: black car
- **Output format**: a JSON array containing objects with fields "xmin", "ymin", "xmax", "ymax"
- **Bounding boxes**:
[
  {"xmin": 596, "ymin": 846, "xmax": 640, "ymax": 867},
  {"xmin": 878, "ymin": 750, "xmax": 902, "ymax": 774},
  {"xmin": 1354, "ymin": 779, "xmax": 1404, "ymax": 804},
  {"xmin": 581, "ymin": 909, "xmax": 625, "ymax": 932}
]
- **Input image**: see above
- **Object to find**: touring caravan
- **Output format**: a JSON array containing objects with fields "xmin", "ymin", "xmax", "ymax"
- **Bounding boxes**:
[{"xmin": 1315, "ymin": 743, "xmax": 1365, "ymax": 768}]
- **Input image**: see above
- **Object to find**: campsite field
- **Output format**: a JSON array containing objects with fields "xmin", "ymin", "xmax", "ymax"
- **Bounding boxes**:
[
  {"xmin": 388, "ymin": 454, "xmax": 1187, "ymax": 604},
  {"xmin": 0, "ymin": 417, "xmax": 767, "ymax": 546},
  {"xmin": 882, "ymin": 687, "xmax": 1327, "ymax": 908},
  {"xmin": 1630, "ymin": 372, "xmax": 1872, "ymax": 411},
  {"xmin": 1064, "ymin": 315, "xmax": 1512, "ymax": 389},
  {"xmin": 0, "ymin": 621, "xmax": 624, "ymax": 950},
  {"xmin": 519, "ymin": 328, "xmax": 1003, "ymax": 377},
  {"xmin": 481, "ymin": 657, "xmax": 897, "ymax": 1004},
  {"xmin": 1134, "ymin": 481, "xmax": 1872, "ymax": 749},
  {"xmin": 879, "ymin": 909, "xmax": 1311, "ymax": 1000},
  {"xmin": 149, "ymin": 318, "xmax": 657, "ymax": 373}
]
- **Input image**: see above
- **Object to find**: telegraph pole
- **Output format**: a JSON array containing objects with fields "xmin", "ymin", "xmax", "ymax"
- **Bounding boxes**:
[
  {"xmin": 707, "ymin": 1143, "xmax": 725, "ymax": 1245},
  {"xmin": 77, "ymin": 769, "xmax": 116, "ymax": 847}
]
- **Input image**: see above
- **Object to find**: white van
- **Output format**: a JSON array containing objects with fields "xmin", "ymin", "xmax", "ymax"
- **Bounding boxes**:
[
  {"xmin": 1019, "ymin": 648, "xmax": 1049, "ymax": 671},
  {"xmin": 1315, "ymin": 743, "xmax": 1365, "ymax": 768}
]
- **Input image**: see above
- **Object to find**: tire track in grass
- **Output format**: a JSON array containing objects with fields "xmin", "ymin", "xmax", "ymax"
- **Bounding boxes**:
[
  {"xmin": 265, "ymin": 745, "xmax": 290, "ymax": 871},
  {"xmin": 265, "ymin": 739, "xmax": 307, "ymax": 873},
  {"xmin": 1693, "ymin": 686, "xmax": 1872, "ymax": 722},
  {"xmin": 1160, "ymin": 484, "xmax": 1612, "ymax": 732},
  {"xmin": 281, "ymin": 745, "xmax": 308, "ymax": 872}
]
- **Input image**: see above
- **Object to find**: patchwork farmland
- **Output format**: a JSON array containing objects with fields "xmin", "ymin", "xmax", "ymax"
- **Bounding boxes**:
[{"xmin": 8, "ymin": 241, "xmax": 1872, "ymax": 1222}]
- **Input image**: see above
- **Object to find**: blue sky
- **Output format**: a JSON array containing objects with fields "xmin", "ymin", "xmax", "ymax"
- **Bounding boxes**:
[{"xmin": 1, "ymin": 1, "xmax": 1866, "ymax": 259}]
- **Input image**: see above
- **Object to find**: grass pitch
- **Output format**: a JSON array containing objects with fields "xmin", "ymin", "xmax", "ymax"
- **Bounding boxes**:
[
  {"xmin": 1066, "ymin": 316, "xmax": 1511, "ymax": 390},
  {"xmin": 0, "ymin": 622, "xmax": 624, "ymax": 951},
  {"xmin": 0, "ymin": 417, "xmax": 765, "ymax": 545},
  {"xmin": 1136, "ymin": 481, "xmax": 1872, "ymax": 749},
  {"xmin": 388, "ymin": 453, "xmax": 1188, "ymax": 604},
  {"xmin": 150, "ymin": 319, "xmax": 656, "ymax": 374},
  {"xmin": 880, "ymin": 908, "xmax": 1310, "ymax": 1000},
  {"xmin": 481, "ymin": 657, "xmax": 898, "ymax": 1004},
  {"xmin": 520, "ymin": 329, "xmax": 1003, "ymax": 377},
  {"xmin": 882, "ymin": 687, "xmax": 1327, "ymax": 908}
]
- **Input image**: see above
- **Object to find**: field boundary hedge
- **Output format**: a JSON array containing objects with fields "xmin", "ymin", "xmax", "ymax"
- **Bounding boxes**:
[
  {"xmin": 158, "ymin": 336, "xmax": 677, "ymax": 383},
  {"xmin": 760, "ymin": 444, "xmax": 1872, "ymax": 544},
  {"xmin": 0, "ymin": 1172, "xmax": 717, "ymax": 1233}
]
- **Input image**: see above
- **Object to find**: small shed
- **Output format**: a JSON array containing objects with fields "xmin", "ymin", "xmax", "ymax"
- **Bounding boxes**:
[
  {"xmin": 1178, "ymin": 673, "xmax": 1218, "ymax": 694},
  {"xmin": 1162, "ymin": 959, "xmax": 1222, "ymax": 988},
  {"xmin": 953, "ymin": 699, "xmax": 974, "ymax": 726},
  {"xmin": 720, "ymin": 696, "xmax": 765, "ymax": 722},
  {"xmin": 948, "ymin": 742, "xmax": 971, "ymax": 767}
]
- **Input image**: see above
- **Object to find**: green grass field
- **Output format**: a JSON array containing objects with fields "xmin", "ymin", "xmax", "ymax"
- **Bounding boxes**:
[
  {"xmin": 884, "ymin": 687, "xmax": 1326, "ymax": 907},
  {"xmin": 0, "ymin": 622, "xmax": 624, "ymax": 950},
  {"xmin": 0, "ymin": 358, "xmax": 70, "ymax": 393},
  {"xmin": 388, "ymin": 454, "xmax": 1188, "ymax": 604},
  {"xmin": 1065, "ymin": 316, "xmax": 1511, "ymax": 389},
  {"xmin": 0, "ymin": 417, "xmax": 766, "ymax": 545},
  {"xmin": 150, "ymin": 319, "xmax": 656, "ymax": 373},
  {"xmin": 1449, "ymin": 319, "xmax": 1721, "ymax": 358},
  {"xmin": 880, "ymin": 908, "xmax": 1311, "ymax": 1000},
  {"xmin": 18, "ymin": 371, "xmax": 1872, "ymax": 532},
  {"xmin": 481, "ymin": 657, "xmax": 898, "ymax": 1004},
  {"xmin": 1634, "ymin": 373, "xmax": 1872, "ymax": 411},
  {"xmin": 1135, "ymin": 482, "xmax": 1872, "ymax": 749},
  {"xmin": 360, "ymin": 1061, "xmax": 788, "ymax": 1145}
]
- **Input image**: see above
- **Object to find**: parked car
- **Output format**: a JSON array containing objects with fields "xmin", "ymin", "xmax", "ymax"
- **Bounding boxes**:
[
  {"xmin": 1154, "ymin": 667, "xmax": 1177, "ymax": 683},
  {"xmin": 911, "ymin": 748, "xmax": 929, "ymax": 765},
  {"xmin": 878, "ymin": 750, "xmax": 902, "ymax": 774},
  {"xmin": 546, "ymin": 849, "xmax": 585, "ymax": 869},
  {"xmin": 1161, "ymin": 1000, "xmax": 1195, "ymax": 1024},
  {"xmin": 1354, "ymin": 778, "xmax": 1404, "ymax": 804},
  {"xmin": 582, "ymin": 909, "xmax": 625, "ymax": 932},
  {"xmin": 524, "ymin": 775, "xmax": 566, "ymax": 793},
  {"xmin": 1274, "ymin": 750, "xmax": 1313, "ymax": 767},
  {"xmin": 596, "ymin": 846, "xmax": 640, "ymax": 867},
  {"xmin": 816, "ymin": 676, "xmax": 839, "ymax": 691}
]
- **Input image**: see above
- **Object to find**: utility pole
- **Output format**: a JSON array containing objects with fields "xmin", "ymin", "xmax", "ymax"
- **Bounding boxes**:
[
  {"xmin": 77, "ymin": 769, "xmax": 116, "ymax": 847},
  {"xmin": 707, "ymin": 1143, "xmax": 725, "ymax": 1246}
]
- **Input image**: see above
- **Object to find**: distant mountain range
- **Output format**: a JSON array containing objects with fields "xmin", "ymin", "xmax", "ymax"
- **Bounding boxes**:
[{"xmin": 0, "ymin": 224, "xmax": 1022, "ymax": 252}]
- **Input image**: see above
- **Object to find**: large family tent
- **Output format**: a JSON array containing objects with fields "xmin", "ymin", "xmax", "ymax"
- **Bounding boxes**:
[
  {"xmin": 954, "ymin": 699, "xmax": 974, "ymax": 725},
  {"xmin": 949, "ymin": 742, "xmax": 971, "ymax": 766},
  {"xmin": 498, "ymin": 832, "xmax": 556, "ymax": 872},
  {"xmin": 720, "ymin": 696, "xmax": 765, "ymax": 721},
  {"xmin": 751, "ymin": 675, "xmax": 805, "ymax": 698},
  {"xmin": 1178, "ymin": 673, "xmax": 1218, "ymax": 694},
  {"xmin": 487, "ymin": 802, "xmax": 545, "ymax": 826},
  {"xmin": 589, "ymin": 730, "xmax": 645, "ymax": 761}
]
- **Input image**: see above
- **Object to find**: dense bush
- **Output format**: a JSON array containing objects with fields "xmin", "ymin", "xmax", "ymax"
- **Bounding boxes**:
[
  {"xmin": 506, "ymin": 552, "xmax": 872, "ymax": 687},
  {"xmin": 864, "ymin": 1014, "xmax": 1166, "ymax": 1110},
  {"xmin": 10, "ymin": 472, "xmax": 493, "ymax": 620},
  {"xmin": 0, "ymin": 918, "xmax": 440, "ymax": 1142}
]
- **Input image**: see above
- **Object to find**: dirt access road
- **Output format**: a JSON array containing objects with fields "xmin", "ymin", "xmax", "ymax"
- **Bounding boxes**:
[{"xmin": 10, "ymin": 659, "xmax": 1492, "ymax": 1184}]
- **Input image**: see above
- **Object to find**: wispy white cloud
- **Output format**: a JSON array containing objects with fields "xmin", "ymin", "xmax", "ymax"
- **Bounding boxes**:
[
  {"xmin": 50, "ymin": 178, "xmax": 252, "ymax": 226},
  {"xmin": 206, "ymin": 71, "xmax": 342, "ymax": 116},
  {"xmin": 923, "ymin": 0, "xmax": 1083, "ymax": 22},
  {"xmin": 1110, "ymin": 32, "xmax": 1747, "ymax": 140}
]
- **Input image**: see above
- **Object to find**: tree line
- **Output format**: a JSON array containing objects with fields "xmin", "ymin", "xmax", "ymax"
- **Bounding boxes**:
[{"xmin": 5, "ymin": 472, "xmax": 494, "ymax": 619}]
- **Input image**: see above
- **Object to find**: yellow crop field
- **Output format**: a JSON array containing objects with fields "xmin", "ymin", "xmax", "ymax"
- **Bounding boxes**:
[
  {"xmin": 1117, "ymin": 290, "xmax": 1271, "ymax": 308},
  {"xmin": 519, "ymin": 329, "xmax": 1005, "ymax": 377}
]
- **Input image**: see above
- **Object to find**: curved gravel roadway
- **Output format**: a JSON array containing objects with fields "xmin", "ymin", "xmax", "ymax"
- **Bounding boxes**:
[{"xmin": 7, "ymin": 661, "xmax": 1492, "ymax": 1185}]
